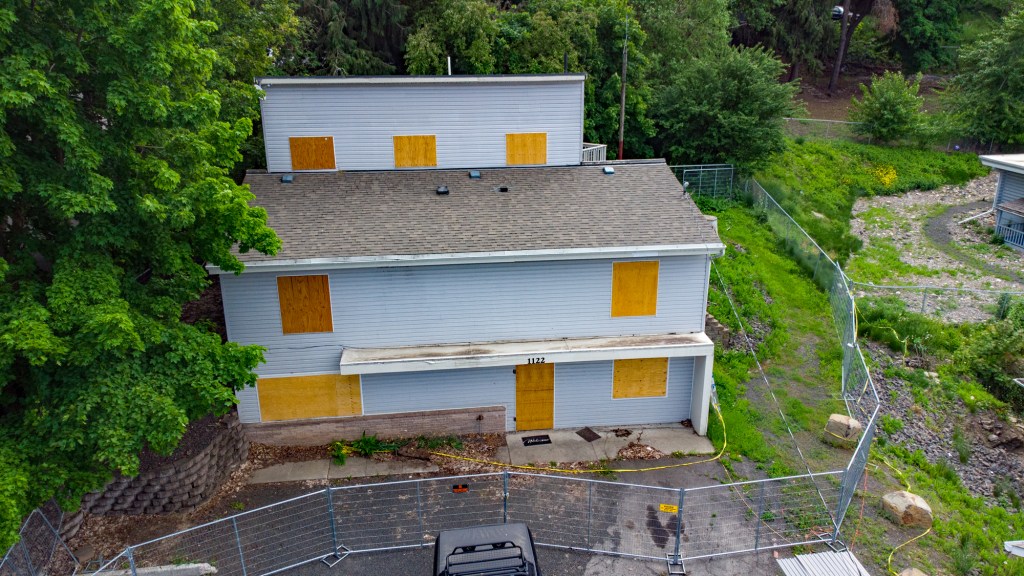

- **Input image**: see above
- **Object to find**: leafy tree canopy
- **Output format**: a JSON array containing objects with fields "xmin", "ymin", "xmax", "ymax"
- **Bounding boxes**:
[
  {"xmin": 288, "ymin": 0, "xmax": 411, "ymax": 76},
  {"xmin": 945, "ymin": 6, "xmax": 1024, "ymax": 145},
  {"xmin": 651, "ymin": 46, "xmax": 801, "ymax": 170},
  {"xmin": 849, "ymin": 71, "xmax": 924, "ymax": 143},
  {"xmin": 892, "ymin": 0, "xmax": 960, "ymax": 73},
  {"xmin": 405, "ymin": 0, "xmax": 655, "ymax": 157},
  {"xmin": 0, "ymin": 0, "xmax": 287, "ymax": 548}
]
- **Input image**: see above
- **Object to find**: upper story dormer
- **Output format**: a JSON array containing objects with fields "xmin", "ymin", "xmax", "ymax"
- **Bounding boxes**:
[{"xmin": 257, "ymin": 74, "xmax": 602, "ymax": 173}]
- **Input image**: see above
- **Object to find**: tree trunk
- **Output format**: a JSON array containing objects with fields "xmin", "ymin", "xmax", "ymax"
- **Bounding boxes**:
[{"xmin": 828, "ymin": 0, "xmax": 852, "ymax": 95}]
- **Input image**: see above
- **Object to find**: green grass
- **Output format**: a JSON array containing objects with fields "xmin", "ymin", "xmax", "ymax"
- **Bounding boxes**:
[
  {"xmin": 755, "ymin": 139, "xmax": 988, "ymax": 263},
  {"xmin": 701, "ymin": 200, "xmax": 842, "ymax": 472},
  {"xmin": 845, "ymin": 239, "xmax": 942, "ymax": 284}
]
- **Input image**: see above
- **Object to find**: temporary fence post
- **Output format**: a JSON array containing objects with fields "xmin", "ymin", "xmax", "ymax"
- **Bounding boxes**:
[
  {"xmin": 586, "ymin": 482, "xmax": 593, "ymax": 549},
  {"xmin": 325, "ymin": 488, "xmax": 339, "ymax": 552},
  {"xmin": 416, "ymin": 482, "xmax": 425, "ymax": 539},
  {"xmin": 231, "ymin": 517, "xmax": 248, "ymax": 576},
  {"xmin": 502, "ymin": 472, "xmax": 509, "ymax": 524},
  {"xmin": 18, "ymin": 540, "xmax": 35, "ymax": 576},
  {"xmin": 126, "ymin": 547, "xmax": 137, "ymax": 576},
  {"xmin": 754, "ymin": 482, "xmax": 767, "ymax": 552},
  {"xmin": 921, "ymin": 292, "xmax": 927, "ymax": 314},
  {"xmin": 671, "ymin": 488, "xmax": 686, "ymax": 564}
]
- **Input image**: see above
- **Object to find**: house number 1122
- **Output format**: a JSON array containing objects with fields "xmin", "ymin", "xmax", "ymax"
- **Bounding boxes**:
[{"xmin": 527, "ymin": 357, "xmax": 546, "ymax": 364}]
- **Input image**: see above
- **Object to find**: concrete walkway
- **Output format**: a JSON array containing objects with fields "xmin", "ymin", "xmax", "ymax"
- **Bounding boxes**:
[
  {"xmin": 499, "ymin": 423, "xmax": 714, "ymax": 467},
  {"xmin": 247, "ymin": 423, "xmax": 713, "ymax": 484}
]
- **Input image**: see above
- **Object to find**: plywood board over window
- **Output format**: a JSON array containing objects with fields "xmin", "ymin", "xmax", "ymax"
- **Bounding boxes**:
[
  {"xmin": 613, "ymin": 358, "xmax": 668, "ymax": 398},
  {"xmin": 611, "ymin": 261, "xmax": 659, "ymax": 317},
  {"xmin": 277, "ymin": 275, "xmax": 333, "ymax": 334},
  {"xmin": 393, "ymin": 135, "xmax": 437, "ymax": 168},
  {"xmin": 515, "ymin": 363, "xmax": 554, "ymax": 430},
  {"xmin": 506, "ymin": 133, "xmax": 547, "ymax": 165},
  {"xmin": 258, "ymin": 374, "xmax": 362, "ymax": 421},
  {"xmin": 289, "ymin": 136, "xmax": 336, "ymax": 170}
]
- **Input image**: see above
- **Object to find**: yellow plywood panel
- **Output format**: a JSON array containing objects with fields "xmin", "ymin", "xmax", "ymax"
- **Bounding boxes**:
[
  {"xmin": 611, "ymin": 261, "xmax": 659, "ymax": 317},
  {"xmin": 277, "ymin": 275, "xmax": 333, "ymax": 334},
  {"xmin": 393, "ymin": 135, "xmax": 437, "ymax": 168},
  {"xmin": 515, "ymin": 363, "xmax": 554, "ymax": 430},
  {"xmin": 506, "ymin": 133, "xmax": 547, "ymax": 165},
  {"xmin": 258, "ymin": 374, "xmax": 362, "ymax": 421},
  {"xmin": 613, "ymin": 358, "xmax": 668, "ymax": 399},
  {"xmin": 289, "ymin": 136, "xmax": 336, "ymax": 170}
]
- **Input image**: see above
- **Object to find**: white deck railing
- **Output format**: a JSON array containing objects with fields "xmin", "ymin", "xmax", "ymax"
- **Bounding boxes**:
[{"xmin": 581, "ymin": 142, "xmax": 606, "ymax": 162}]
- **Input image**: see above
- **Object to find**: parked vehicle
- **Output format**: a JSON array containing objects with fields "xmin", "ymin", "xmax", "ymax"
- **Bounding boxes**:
[{"xmin": 434, "ymin": 523, "xmax": 541, "ymax": 576}]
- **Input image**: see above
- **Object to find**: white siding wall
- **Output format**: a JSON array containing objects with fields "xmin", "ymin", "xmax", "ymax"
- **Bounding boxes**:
[
  {"xmin": 362, "ymin": 367, "xmax": 516, "ymax": 430},
  {"xmin": 260, "ymin": 81, "xmax": 584, "ymax": 172},
  {"xmin": 553, "ymin": 358, "xmax": 694, "ymax": 428},
  {"xmin": 220, "ymin": 256, "xmax": 710, "ymax": 377}
]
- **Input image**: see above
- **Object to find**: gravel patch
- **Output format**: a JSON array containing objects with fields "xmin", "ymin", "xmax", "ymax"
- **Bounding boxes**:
[
  {"xmin": 849, "ymin": 172, "xmax": 1024, "ymax": 322},
  {"xmin": 866, "ymin": 342, "xmax": 1024, "ymax": 507}
]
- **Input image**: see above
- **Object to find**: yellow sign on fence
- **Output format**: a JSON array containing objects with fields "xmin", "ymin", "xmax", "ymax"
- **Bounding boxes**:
[{"xmin": 659, "ymin": 503, "xmax": 678, "ymax": 514}]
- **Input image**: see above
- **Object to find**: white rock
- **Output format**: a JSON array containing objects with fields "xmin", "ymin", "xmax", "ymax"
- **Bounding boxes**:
[
  {"xmin": 823, "ymin": 414, "xmax": 863, "ymax": 448},
  {"xmin": 882, "ymin": 491, "xmax": 933, "ymax": 527}
]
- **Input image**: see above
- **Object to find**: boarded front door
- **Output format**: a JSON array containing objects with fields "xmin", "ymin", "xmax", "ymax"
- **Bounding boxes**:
[{"xmin": 515, "ymin": 363, "xmax": 554, "ymax": 431}]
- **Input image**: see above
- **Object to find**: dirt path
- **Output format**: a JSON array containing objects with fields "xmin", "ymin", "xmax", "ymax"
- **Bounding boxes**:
[{"xmin": 923, "ymin": 201, "xmax": 1024, "ymax": 284}]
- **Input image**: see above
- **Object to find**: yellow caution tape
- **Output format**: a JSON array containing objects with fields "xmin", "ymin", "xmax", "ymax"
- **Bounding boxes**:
[
  {"xmin": 887, "ymin": 526, "xmax": 932, "ymax": 576},
  {"xmin": 430, "ymin": 401, "xmax": 728, "ymax": 474}
]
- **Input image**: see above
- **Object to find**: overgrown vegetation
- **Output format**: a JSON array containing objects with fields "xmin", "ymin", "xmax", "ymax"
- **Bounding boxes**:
[{"xmin": 756, "ymin": 139, "xmax": 988, "ymax": 262}]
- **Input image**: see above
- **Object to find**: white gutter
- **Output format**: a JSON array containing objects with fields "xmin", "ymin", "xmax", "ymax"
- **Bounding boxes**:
[
  {"xmin": 208, "ymin": 243, "xmax": 726, "ymax": 275},
  {"xmin": 957, "ymin": 208, "xmax": 994, "ymax": 225},
  {"xmin": 338, "ymin": 335, "xmax": 715, "ymax": 375},
  {"xmin": 256, "ymin": 74, "xmax": 586, "ymax": 88}
]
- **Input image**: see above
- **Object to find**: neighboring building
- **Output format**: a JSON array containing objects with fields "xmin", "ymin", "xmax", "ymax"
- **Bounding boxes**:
[
  {"xmin": 980, "ymin": 154, "xmax": 1024, "ymax": 250},
  {"xmin": 213, "ymin": 75, "xmax": 724, "ymax": 445}
]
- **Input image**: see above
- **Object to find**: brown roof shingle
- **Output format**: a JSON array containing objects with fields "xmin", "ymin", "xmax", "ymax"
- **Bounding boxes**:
[{"xmin": 239, "ymin": 160, "xmax": 721, "ymax": 262}]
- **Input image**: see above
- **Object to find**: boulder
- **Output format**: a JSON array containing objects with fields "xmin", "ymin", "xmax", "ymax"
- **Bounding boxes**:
[
  {"xmin": 823, "ymin": 414, "xmax": 863, "ymax": 448},
  {"xmin": 899, "ymin": 569, "xmax": 928, "ymax": 576},
  {"xmin": 882, "ymin": 491, "xmax": 933, "ymax": 527}
]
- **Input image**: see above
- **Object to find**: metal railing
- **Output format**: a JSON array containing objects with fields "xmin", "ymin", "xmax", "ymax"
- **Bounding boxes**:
[
  {"xmin": 71, "ymin": 470, "xmax": 843, "ymax": 576},
  {"xmin": 581, "ymin": 143, "xmax": 607, "ymax": 163},
  {"xmin": 783, "ymin": 118, "xmax": 870, "ymax": 143},
  {"xmin": 0, "ymin": 502, "xmax": 74, "ymax": 576},
  {"xmin": 995, "ymin": 223, "xmax": 1024, "ymax": 250},
  {"xmin": 669, "ymin": 164, "xmax": 734, "ymax": 198}
]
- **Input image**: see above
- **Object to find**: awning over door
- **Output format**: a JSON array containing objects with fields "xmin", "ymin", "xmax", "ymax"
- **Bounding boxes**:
[{"xmin": 339, "ymin": 333, "xmax": 714, "ymax": 375}]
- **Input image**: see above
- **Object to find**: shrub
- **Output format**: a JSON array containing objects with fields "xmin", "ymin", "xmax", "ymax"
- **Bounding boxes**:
[
  {"xmin": 880, "ymin": 415, "xmax": 904, "ymax": 435},
  {"xmin": 849, "ymin": 71, "xmax": 925, "ymax": 143},
  {"xmin": 952, "ymin": 429, "xmax": 971, "ymax": 464}
]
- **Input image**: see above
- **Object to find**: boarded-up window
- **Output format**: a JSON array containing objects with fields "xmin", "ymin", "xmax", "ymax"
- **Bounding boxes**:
[
  {"xmin": 289, "ymin": 136, "xmax": 336, "ymax": 170},
  {"xmin": 611, "ymin": 261, "xmax": 659, "ymax": 317},
  {"xmin": 258, "ymin": 374, "xmax": 362, "ymax": 421},
  {"xmin": 613, "ymin": 358, "xmax": 668, "ymax": 398},
  {"xmin": 393, "ymin": 135, "xmax": 437, "ymax": 168},
  {"xmin": 506, "ymin": 133, "xmax": 547, "ymax": 165},
  {"xmin": 277, "ymin": 275, "xmax": 333, "ymax": 334}
]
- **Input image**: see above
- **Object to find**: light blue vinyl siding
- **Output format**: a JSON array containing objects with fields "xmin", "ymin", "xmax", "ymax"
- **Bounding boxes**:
[
  {"xmin": 362, "ymin": 367, "xmax": 516, "ymax": 430},
  {"xmin": 996, "ymin": 172, "xmax": 1024, "ymax": 229},
  {"xmin": 260, "ymin": 81, "xmax": 584, "ymax": 172},
  {"xmin": 220, "ymin": 257, "xmax": 710, "ymax": 377},
  {"xmin": 553, "ymin": 358, "xmax": 693, "ymax": 428}
]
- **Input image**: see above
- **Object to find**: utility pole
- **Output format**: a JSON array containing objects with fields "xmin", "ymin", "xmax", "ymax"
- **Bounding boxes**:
[
  {"xmin": 617, "ymin": 21, "xmax": 628, "ymax": 160},
  {"xmin": 829, "ymin": 0, "xmax": 852, "ymax": 96}
]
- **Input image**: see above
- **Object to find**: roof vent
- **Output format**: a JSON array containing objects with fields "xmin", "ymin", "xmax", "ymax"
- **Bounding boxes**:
[
  {"xmin": 436, "ymin": 185, "xmax": 449, "ymax": 196},
  {"xmin": 603, "ymin": 166, "xmax": 615, "ymax": 175},
  {"xmin": 497, "ymin": 185, "xmax": 509, "ymax": 193},
  {"xmin": 281, "ymin": 174, "xmax": 295, "ymax": 184},
  {"xmin": 468, "ymin": 170, "xmax": 481, "ymax": 179}
]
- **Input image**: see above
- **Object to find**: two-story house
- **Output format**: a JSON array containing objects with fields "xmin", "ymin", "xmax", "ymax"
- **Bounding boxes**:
[{"xmin": 214, "ymin": 74, "xmax": 725, "ymax": 445}]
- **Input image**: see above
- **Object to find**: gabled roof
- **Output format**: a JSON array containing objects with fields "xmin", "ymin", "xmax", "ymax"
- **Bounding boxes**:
[
  {"xmin": 220, "ymin": 160, "xmax": 723, "ymax": 274},
  {"xmin": 980, "ymin": 154, "xmax": 1024, "ymax": 175}
]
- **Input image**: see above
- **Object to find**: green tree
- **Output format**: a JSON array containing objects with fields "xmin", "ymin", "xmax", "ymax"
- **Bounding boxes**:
[
  {"xmin": 0, "ymin": 0, "xmax": 282, "ymax": 547},
  {"xmin": 289, "ymin": 0, "xmax": 410, "ymax": 76},
  {"xmin": 404, "ymin": 0, "xmax": 499, "ymax": 74},
  {"xmin": 651, "ymin": 46, "xmax": 800, "ymax": 170},
  {"xmin": 731, "ymin": 0, "xmax": 834, "ymax": 81},
  {"xmin": 849, "ymin": 71, "xmax": 924, "ymax": 143},
  {"xmin": 892, "ymin": 0, "xmax": 960, "ymax": 72},
  {"xmin": 634, "ymin": 0, "xmax": 731, "ymax": 81},
  {"xmin": 945, "ymin": 7, "xmax": 1024, "ymax": 145}
]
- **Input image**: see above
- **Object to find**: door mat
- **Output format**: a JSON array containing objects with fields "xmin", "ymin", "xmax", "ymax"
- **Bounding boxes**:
[
  {"xmin": 576, "ymin": 427, "xmax": 601, "ymax": 442},
  {"xmin": 521, "ymin": 435, "xmax": 552, "ymax": 447}
]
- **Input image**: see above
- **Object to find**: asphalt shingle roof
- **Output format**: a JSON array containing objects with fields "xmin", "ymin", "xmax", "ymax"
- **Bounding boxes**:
[{"xmin": 239, "ymin": 160, "xmax": 721, "ymax": 262}]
